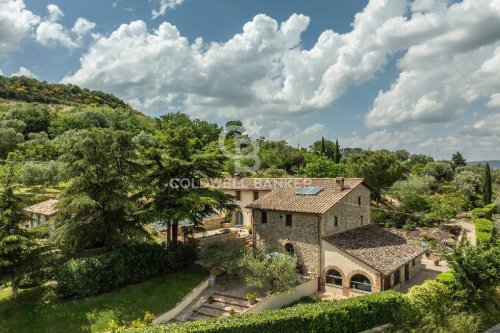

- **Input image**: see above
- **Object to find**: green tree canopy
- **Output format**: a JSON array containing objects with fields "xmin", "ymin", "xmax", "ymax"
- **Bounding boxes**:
[
  {"xmin": 55, "ymin": 128, "xmax": 147, "ymax": 252},
  {"xmin": 451, "ymin": 151, "xmax": 467, "ymax": 169},
  {"xmin": 300, "ymin": 155, "xmax": 348, "ymax": 178},
  {"xmin": 140, "ymin": 116, "xmax": 236, "ymax": 246},
  {"xmin": 422, "ymin": 161, "xmax": 454, "ymax": 182},
  {"xmin": 484, "ymin": 163, "xmax": 492, "ymax": 205},
  {"xmin": 0, "ymin": 173, "xmax": 52, "ymax": 299},
  {"xmin": 347, "ymin": 150, "xmax": 406, "ymax": 202}
]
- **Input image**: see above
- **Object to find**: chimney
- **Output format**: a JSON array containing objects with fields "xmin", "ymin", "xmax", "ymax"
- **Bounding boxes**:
[{"xmin": 335, "ymin": 177, "xmax": 345, "ymax": 192}]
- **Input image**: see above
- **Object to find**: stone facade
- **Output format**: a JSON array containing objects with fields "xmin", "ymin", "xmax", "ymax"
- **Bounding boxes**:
[
  {"xmin": 222, "ymin": 189, "xmax": 270, "ymax": 228},
  {"xmin": 322, "ymin": 184, "xmax": 371, "ymax": 236},
  {"xmin": 253, "ymin": 209, "xmax": 321, "ymax": 276},
  {"xmin": 253, "ymin": 183, "xmax": 372, "ymax": 279}
]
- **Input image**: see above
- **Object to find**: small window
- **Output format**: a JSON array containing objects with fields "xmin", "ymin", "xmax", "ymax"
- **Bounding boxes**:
[
  {"xmin": 358, "ymin": 196, "xmax": 362, "ymax": 206},
  {"xmin": 261, "ymin": 211, "xmax": 267, "ymax": 224},
  {"xmin": 334, "ymin": 216, "xmax": 338, "ymax": 227},
  {"xmin": 253, "ymin": 191, "xmax": 259, "ymax": 201},
  {"xmin": 285, "ymin": 214, "xmax": 292, "ymax": 227},
  {"xmin": 326, "ymin": 269, "xmax": 342, "ymax": 286},
  {"xmin": 360, "ymin": 216, "xmax": 364, "ymax": 225},
  {"xmin": 235, "ymin": 191, "xmax": 241, "ymax": 201},
  {"xmin": 350, "ymin": 274, "xmax": 372, "ymax": 292},
  {"xmin": 412, "ymin": 259, "xmax": 416, "ymax": 266},
  {"xmin": 284, "ymin": 243, "xmax": 294, "ymax": 256}
]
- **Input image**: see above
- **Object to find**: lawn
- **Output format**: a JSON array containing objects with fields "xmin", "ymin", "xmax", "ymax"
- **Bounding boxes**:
[{"xmin": 0, "ymin": 265, "xmax": 207, "ymax": 333}]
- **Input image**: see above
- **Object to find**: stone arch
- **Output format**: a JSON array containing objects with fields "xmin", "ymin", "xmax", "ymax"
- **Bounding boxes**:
[
  {"xmin": 347, "ymin": 270, "xmax": 374, "ymax": 292},
  {"xmin": 323, "ymin": 265, "xmax": 345, "ymax": 286}
]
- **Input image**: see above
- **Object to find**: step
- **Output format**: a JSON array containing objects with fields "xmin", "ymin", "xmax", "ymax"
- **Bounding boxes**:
[{"xmin": 209, "ymin": 298, "xmax": 249, "ymax": 309}]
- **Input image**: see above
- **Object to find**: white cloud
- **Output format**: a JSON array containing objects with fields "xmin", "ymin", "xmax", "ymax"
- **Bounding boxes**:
[
  {"xmin": 35, "ymin": 4, "xmax": 77, "ymax": 48},
  {"xmin": 72, "ymin": 18, "xmax": 96, "ymax": 37},
  {"xmin": 64, "ymin": 0, "xmax": 410, "ymax": 119},
  {"xmin": 152, "ymin": 0, "xmax": 186, "ymax": 19},
  {"xmin": 11, "ymin": 66, "xmax": 37, "ymax": 78},
  {"xmin": 0, "ymin": 0, "xmax": 40, "ymax": 57},
  {"xmin": 62, "ymin": 0, "xmax": 500, "ymax": 159},
  {"xmin": 35, "ymin": 4, "xmax": 95, "ymax": 49},
  {"xmin": 366, "ymin": 0, "xmax": 500, "ymax": 127},
  {"xmin": 47, "ymin": 3, "xmax": 63, "ymax": 21}
]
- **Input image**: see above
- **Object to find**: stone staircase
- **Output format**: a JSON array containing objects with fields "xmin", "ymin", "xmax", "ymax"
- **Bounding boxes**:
[{"xmin": 187, "ymin": 293, "xmax": 250, "ymax": 321}]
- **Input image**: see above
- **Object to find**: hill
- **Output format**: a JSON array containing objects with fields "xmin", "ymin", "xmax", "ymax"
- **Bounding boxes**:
[
  {"xmin": 0, "ymin": 75, "xmax": 128, "ymax": 109},
  {"xmin": 468, "ymin": 160, "xmax": 500, "ymax": 168}
]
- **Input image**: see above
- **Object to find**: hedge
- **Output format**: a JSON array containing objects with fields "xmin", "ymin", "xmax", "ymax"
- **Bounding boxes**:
[
  {"xmin": 126, "ymin": 291, "xmax": 406, "ymax": 333},
  {"xmin": 475, "ymin": 218, "xmax": 494, "ymax": 233},
  {"xmin": 472, "ymin": 204, "xmax": 496, "ymax": 220},
  {"xmin": 435, "ymin": 271, "xmax": 455, "ymax": 285},
  {"xmin": 56, "ymin": 242, "xmax": 197, "ymax": 298},
  {"xmin": 476, "ymin": 231, "xmax": 492, "ymax": 245}
]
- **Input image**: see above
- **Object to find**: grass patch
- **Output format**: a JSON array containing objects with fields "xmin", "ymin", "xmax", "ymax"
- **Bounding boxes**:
[{"xmin": 0, "ymin": 265, "xmax": 207, "ymax": 333}]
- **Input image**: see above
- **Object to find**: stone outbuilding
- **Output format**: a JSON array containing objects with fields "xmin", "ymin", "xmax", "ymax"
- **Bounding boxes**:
[
  {"xmin": 323, "ymin": 225, "xmax": 425, "ymax": 298},
  {"xmin": 25, "ymin": 199, "xmax": 59, "ymax": 229}
]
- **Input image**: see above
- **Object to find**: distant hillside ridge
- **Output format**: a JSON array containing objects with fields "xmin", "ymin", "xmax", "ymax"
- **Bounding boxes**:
[
  {"xmin": 0, "ymin": 75, "xmax": 128, "ymax": 109},
  {"xmin": 468, "ymin": 160, "xmax": 500, "ymax": 168}
]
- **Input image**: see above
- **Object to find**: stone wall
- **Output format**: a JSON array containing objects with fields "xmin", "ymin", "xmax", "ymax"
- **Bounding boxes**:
[
  {"xmin": 322, "ymin": 184, "xmax": 372, "ymax": 236},
  {"xmin": 202, "ymin": 216, "xmax": 227, "ymax": 231},
  {"xmin": 254, "ymin": 210, "xmax": 320, "ymax": 276},
  {"xmin": 196, "ymin": 231, "xmax": 245, "ymax": 257}
]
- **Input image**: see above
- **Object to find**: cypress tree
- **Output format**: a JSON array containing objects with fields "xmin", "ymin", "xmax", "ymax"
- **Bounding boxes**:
[
  {"xmin": 484, "ymin": 162, "xmax": 492, "ymax": 205},
  {"xmin": 320, "ymin": 137, "xmax": 326, "ymax": 156},
  {"xmin": 334, "ymin": 139, "xmax": 341, "ymax": 164}
]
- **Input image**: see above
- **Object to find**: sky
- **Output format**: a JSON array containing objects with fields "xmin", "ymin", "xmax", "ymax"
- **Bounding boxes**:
[{"xmin": 0, "ymin": 0, "xmax": 500, "ymax": 161}]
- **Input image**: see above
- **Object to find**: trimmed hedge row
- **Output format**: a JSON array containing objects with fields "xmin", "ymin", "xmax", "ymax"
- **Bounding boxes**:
[
  {"xmin": 473, "ymin": 204, "xmax": 496, "ymax": 246},
  {"xmin": 472, "ymin": 204, "xmax": 496, "ymax": 220},
  {"xmin": 56, "ymin": 243, "xmax": 197, "ymax": 298},
  {"xmin": 127, "ymin": 291, "xmax": 406, "ymax": 333}
]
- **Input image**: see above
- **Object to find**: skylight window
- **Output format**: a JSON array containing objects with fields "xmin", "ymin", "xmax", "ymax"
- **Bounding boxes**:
[{"xmin": 296, "ymin": 187, "xmax": 323, "ymax": 195}]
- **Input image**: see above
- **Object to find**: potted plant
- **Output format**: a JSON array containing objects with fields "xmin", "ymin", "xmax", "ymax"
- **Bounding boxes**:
[
  {"xmin": 246, "ymin": 291, "xmax": 257, "ymax": 305},
  {"xmin": 433, "ymin": 256, "xmax": 440, "ymax": 266},
  {"xmin": 229, "ymin": 308, "xmax": 236, "ymax": 316},
  {"xmin": 207, "ymin": 295, "xmax": 215, "ymax": 304},
  {"xmin": 219, "ymin": 280, "xmax": 228, "ymax": 292}
]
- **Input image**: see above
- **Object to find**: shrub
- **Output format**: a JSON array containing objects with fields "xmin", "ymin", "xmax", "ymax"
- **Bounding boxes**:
[
  {"xmin": 472, "ymin": 204, "xmax": 496, "ymax": 220},
  {"xmin": 55, "ymin": 242, "xmax": 197, "ymax": 298},
  {"xmin": 435, "ymin": 271, "xmax": 455, "ymax": 285},
  {"xmin": 475, "ymin": 218, "xmax": 493, "ymax": 233},
  {"xmin": 371, "ymin": 208, "xmax": 388, "ymax": 224},
  {"xmin": 126, "ymin": 291, "xmax": 406, "ymax": 333},
  {"xmin": 476, "ymin": 231, "xmax": 492, "ymax": 245}
]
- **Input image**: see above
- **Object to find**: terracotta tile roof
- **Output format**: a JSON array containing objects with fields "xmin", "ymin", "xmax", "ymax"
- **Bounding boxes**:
[
  {"xmin": 25, "ymin": 199, "xmax": 59, "ymax": 216},
  {"xmin": 245, "ymin": 178, "xmax": 366, "ymax": 214},
  {"xmin": 323, "ymin": 225, "xmax": 426, "ymax": 276}
]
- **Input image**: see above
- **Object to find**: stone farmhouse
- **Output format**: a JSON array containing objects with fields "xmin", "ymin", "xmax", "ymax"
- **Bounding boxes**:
[
  {"xmin": 25, "ymin": 199, "xmax": 59, "ymax": 229},
  {"xmin": 211, "ymin": 177, "xmax": 425, "ymax": 298}
]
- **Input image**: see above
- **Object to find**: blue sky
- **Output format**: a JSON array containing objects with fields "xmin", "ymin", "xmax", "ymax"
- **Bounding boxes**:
[{"xmin": 1, "ymin": 0, "xmax": 500, "ymax": 160}]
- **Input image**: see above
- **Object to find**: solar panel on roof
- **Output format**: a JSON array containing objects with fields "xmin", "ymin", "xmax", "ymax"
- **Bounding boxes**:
[{"xmin": 296, "ymin": 187, "xmax": 323, "ymax": 195}]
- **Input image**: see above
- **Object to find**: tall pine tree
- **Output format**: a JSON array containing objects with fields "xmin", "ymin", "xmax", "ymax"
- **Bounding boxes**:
[
  {"xmin": 0, "ymin": 170, "xmax": 50, "ymax": 299},
  {"xmin": 484, "ymin": 162, "xmax": 492, "ymax": 205},
  {"xmin": 140, "ymin": 117, "xmax": 237, "ymax": 246},
  {"xmin": 55, "ymin": 128, "xmax": 147, "ymax": 252}
]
